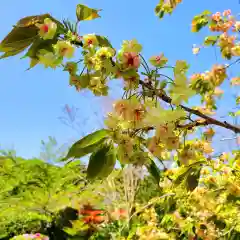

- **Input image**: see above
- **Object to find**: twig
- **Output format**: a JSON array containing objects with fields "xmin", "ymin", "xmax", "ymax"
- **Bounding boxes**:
[
  {"xmin": 177, "ymin": 119, "xmax": 208, "ymax": 130},
  {"xmin": 139, "ymin": 80, "xmax": 240, "ymax": 134}
]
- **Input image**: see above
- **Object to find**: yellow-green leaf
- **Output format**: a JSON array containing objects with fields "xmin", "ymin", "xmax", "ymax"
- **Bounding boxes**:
[
  {"xmin": 0, "ymin": 26, "xmax": 38, "ymax": 53},
  {"xmin": 28, "ymin": 58, "xmax": 39, "ymax": 70},
  {"xmin": 95, "ymin": 35, "xmax": 113, "ymax": 48},
  {"xmin": 16, "ymin": 14, "xmax": 52, "ymax": 27},
  {"xmin": 204, "ymin": 36, "xmax": 219, "ymax": 46},
  {"xmin": 76, "ymin": 4, "xmax": 101, "ymax": 21},
  {"xmin": 0, "ymin": 45, "xmax": 28, "ymax": 59},
  {"xmin": 16, "ymin": 14, "xmax": 65, "ymax": 29}
]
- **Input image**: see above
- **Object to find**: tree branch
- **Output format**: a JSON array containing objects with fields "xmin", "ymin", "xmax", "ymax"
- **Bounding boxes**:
[
  {"xmin": 139, "ymin": 80, "xmax": 240, "ymax": 134},
  {"xmin": 177, "ymin": 119, "xmax": 208, "ymax": 130}
]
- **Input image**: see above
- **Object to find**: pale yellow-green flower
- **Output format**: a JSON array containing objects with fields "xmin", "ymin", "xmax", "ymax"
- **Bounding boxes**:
[
  {"xmin": 38, "ymin": 50, "xmax": 62, "ymax": 69},
  {"xmin": 170, "ymin": 74, "xmax": 196, "ymax": 105},
  {"xmin": 54, "ymin": 41, "xmax": 75, "ymax": 59},
  {"xmin": 36, "ymin": 18, "xmax": 57, "ymax": 40},
  {"xmin": 83, "ymin": 33, "xmax": 98, "ymax": 47},
  {"xmin": 192, "ymin": 44, "xmax": 200, "ymax": 55},
  {"xmin": 95, "ymin": 47, "xmax": 115, "ymax": 59},
  {"xmin": 121, "ymin": 39, "xmax": 142, "ymax": 53}
]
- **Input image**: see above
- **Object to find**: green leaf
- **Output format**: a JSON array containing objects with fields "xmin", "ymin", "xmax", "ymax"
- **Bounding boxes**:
[
  {"xmin": 186, "ymin": 167, "xmax": 201, "ymax": 191},
  {"xmin": 174, "ymin": 60, "xmax": 189, "ymax": 75},
  {"xmin": 204, "ymin": 36, "xmax": 219, "ymax": 46},
  {"xmin": 146, "ymin": 159, "xmax": 162, "ymax": 184},
  {"xmin": 235, "ymin": 110, "xmax": 240, "ymax": 116},
  {"xmin": 191, "ymin": 12, "xmax": 209, "ymax": 33},
  {"xmin": 62, "ymin": 129, "xmax": 109, "ymax": 161},
  {"xmin": 16, "ymin": 14, "xmax": 65, "ymax": 31},
  {"xmin": 202, "ymin": 10, "xmax": 212, "ymax": 15},
  {"xmin": 158, "ymin": 11, "xmax": 165, "ymax": 19},
  {"xmin": 174, "ymin": 167, "xmax": 192, "ymax": 185},
  {"xmin": 24, "ymin": 38, "xmax": 58, "ymax": 59},
  {"xmin": 76, "ymin": 4, "xmax": 101, "ymax": 21},
  {"xmin": 0, "ymin": 14, "xmax": 64, "ymax": 60},
  {"xmin": 27, "ymin": 58, "xmax": 39, "ymax": 70},
  {"xmin": 79, "ymin": 74, "xmax": 90, "ymax": 88},
  {"xmin": 95, "ymin": 35, "xmax": 113, "ymax": 48},
  {"xmin": 63, "ymin": 140, "xmax": 105, "ymax": 162},
  {"xmin": 174, "ymin": 161, "xmax": 205, "ymax": 186},
  {"xmin": 229, "ymin": 112, "xmax": 236, "ymax": 117},
  {"xmin": 160, "ymin": 80, "xmax": 168, "ymax": 89},
  {"xmin": 21, "ymin": 37, "xmax": 58, "ymax": 69},
  {"xmin": 0, "ymin": 45, "xmax": 29, "ymax": 59},
  {"xmin": 73, "ymin": 129, "xmax": 109, "ymax": 149},
  {"xmin": 87, "ymin": 143, "xmax": 116, "ymax": 179},
  {"xmin": 0, "ymin": 26, "xmax": 38, "ymax": 55},
  {"xmin": 17, "ymin": 14, "xmax": 52, "ymax": 27}
]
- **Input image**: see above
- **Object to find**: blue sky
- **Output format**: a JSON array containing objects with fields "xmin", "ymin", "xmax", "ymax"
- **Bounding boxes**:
[{"xmin": 0, "ymin": 0, "xmax": 239, "ymax": 159}]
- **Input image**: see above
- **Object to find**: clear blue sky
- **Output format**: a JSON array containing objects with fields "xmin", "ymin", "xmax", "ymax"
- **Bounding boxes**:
[{"xmin": 0, "ymin": 0, "xmax": 239, "ymax": 159}]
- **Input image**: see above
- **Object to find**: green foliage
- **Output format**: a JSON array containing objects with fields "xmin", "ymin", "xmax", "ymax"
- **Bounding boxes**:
[{"xmin": 0, "ymin": 156, "xmax": 87, "ymax": 238}]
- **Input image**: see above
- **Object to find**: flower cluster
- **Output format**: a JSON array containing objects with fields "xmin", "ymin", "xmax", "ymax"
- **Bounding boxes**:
[
  {"xmin": 192, "ymin": 10, "xmax": 240, "ymax": 60},
  {"xmin": 34, "ymin": 18, "xmax": 76, "ymax": 69},
  {"xmin": 147, "ymin": 123, "xmax": 179, "ymax": 158},
  {"xmin": 190, "ymin": 64, "xmax": 227, "ymax": 112},
  {"xmin": 11, "ymin": 233, "xmax": 49, "ymax": 240},
  {"xmin": 210, "ymin": 10, "xmax": 235, "ymax": 32}
]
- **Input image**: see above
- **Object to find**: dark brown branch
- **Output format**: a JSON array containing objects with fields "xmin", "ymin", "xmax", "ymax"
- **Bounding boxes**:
[
  {"xmin": 139, "ymin": 80, "xmax": 240, "ymax": 134},
  {"xmin": 177, "ymin": 119, "xmax": 208, "ymax": 130}
]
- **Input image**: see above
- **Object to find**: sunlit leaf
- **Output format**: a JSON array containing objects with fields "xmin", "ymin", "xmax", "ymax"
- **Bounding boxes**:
[
  {"xmin": 204, "ymin": 36, "xmax": 219, "ymax": 46},
  {"xmin": 0, "ymin": 45, "xmax": 28, "ymax": 59},
  {"xmin": 174, "ymin": 60, "xmax": 189, "ymax": 75},
  {"xmin": 174, "ymin": 161, "xmax": 205, "ymax": 189},
  {"xmin": 74, "ymin": 129, "xmax": 109, "ymax": 149},
  {"xmin": 16, "ymin": 14, "xmax": 49, "ymax": 27},
  {"xmin": 76, "ymin": 4, "xmax": 101, "ymax": 21},
  {"xmin": 16, "ymin": 14, "xmax": 65, "ymax": 30},
  {"xmin": 95, "ymin": 35, "xmax": 113, "ymax": 48},
  {"xmin": 155, "ymin": 0, "xmax": 182, "ymax": 20},
  {"xmin": 191, "ymin": 11, "xmax": 210, "ymax": 32},
  {"xmin": 62, "ymin": 129, "xmax": 110, "ymax": 161}
]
